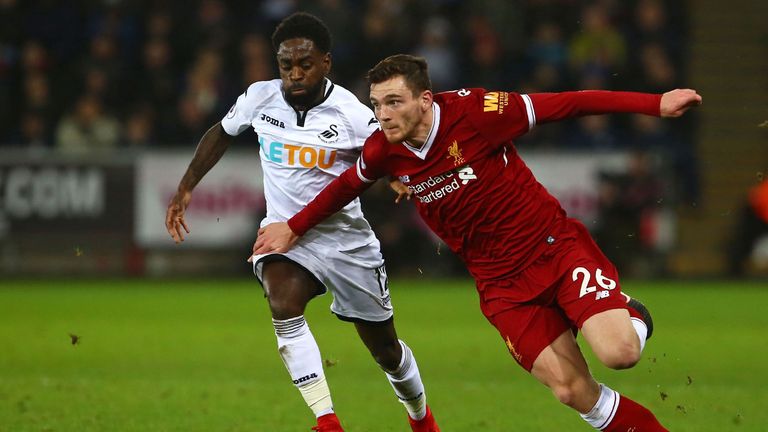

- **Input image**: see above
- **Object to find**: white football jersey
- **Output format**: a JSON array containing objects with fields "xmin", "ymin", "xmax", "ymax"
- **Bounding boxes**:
[{"xmin": 221, "ymin": 78, "xmax": 380, "ymax": 251}]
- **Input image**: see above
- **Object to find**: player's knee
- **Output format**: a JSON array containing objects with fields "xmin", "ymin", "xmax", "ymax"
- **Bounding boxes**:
[
  {"xmin": 550, "ymin": 382, "xmax": 581, "ymax": 409},
  {"xmin": 599, "ymin": 339, "xmax": 641, "ymax": 370},
  {"xmin": 366, "ymin": 339, "xmax": 403, "ymax": 372},
  {"xmin": 267, "ymin": 295, "xmax": 304, "ymax": 320},
  {"xmin": 370, "ymin": 340, "xmax": 402, "ymax": 371}
]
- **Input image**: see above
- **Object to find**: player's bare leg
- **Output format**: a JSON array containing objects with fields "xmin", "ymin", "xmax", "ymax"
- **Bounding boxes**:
[
  {"xmin": 581, "ymin": 292, "xmax": 654, "ymax": 370},
  {"xmin": 531, "ymin": 329, "xmax": 667, "ymax": 431},
  {"xmin": 355, "ymin": 320, "xmax": 440, "ymax": 432},
  {"xmin": 263, "ymin": 260, "xmax": 342, "ymax": 430},
  {"xmin": 531, "ymin": 329, "xmax": 601, "ymax": 413},
  {"xmin": 581, "ymin": 308, "xmax": 643, "ymax": 369}
]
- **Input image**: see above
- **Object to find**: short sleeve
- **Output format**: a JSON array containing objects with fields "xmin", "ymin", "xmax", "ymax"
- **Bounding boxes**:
[{"xmin": 221, "ymin": 82, "xmax": 270, "ymax": 136}]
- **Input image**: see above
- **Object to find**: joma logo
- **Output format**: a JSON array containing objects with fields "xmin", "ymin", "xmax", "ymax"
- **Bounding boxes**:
[
  {"xmin": 292, "ymin": 373, "xmax": 318, "ymax": 385},
  {"xmin": 261, "ymin": 114, "xmax": 285, "ymax": 128}
]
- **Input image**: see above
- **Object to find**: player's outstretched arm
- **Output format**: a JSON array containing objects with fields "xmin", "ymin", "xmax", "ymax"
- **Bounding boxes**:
[
  {"xmin": 660, "ymin": 89, "xmax": 702, "ymax": 117},
  {"xmin": 250, "ymin": 165, "xmax": 374, "ymax": 255},
  {"xmin": 527, "ymin": 88, "xmax": 701, "ymax": 126},
  {"xmin": 166, "ymin": 122, "xmax": 233, "ymax": 243}
]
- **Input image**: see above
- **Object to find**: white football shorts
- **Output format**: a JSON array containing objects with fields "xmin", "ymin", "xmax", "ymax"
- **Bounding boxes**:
[{"xmin": 251, "ymin": 241, "xmax": 393, "ymax": 323}]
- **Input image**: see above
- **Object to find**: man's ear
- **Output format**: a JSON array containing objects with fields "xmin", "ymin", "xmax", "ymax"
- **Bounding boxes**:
[
  {"xmin": 421, "ymin": 90, "xmax": 433, "ymax": 111},
  {"xmin": 323, "ymin": 52, "xmax": 332, "ymax": 74}
]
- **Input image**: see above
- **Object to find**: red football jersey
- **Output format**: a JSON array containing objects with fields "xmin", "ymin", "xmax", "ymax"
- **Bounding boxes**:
[{"xmin": 289, "ymin": 88, "xmax": 661, "ymax": 280}]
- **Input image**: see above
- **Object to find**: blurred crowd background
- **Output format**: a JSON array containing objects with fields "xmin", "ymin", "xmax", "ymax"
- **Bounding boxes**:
[
  {"xmin": 1, "ymin": 0, "xmax": 766, "ymax": 278},
  {"xmin": 1, "ymin": 0, "xmax": 696, "ymax": 185}
]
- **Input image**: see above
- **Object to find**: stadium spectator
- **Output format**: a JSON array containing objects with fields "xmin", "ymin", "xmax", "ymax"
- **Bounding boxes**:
[
  {"xmin": 18, "ymin": 110, "xmax": 51, "ymax": 150},
  {"xmin": 465, "ymin": 15, "xmax": 505, "ymax": 89},
  {"xmin": 414, "ymin": 16, "xmax": 458, "ymax": 91},
  {"xmin": 629, "ymin": 113, "xmax": 699, "ymax": 204},
  {"xmin": 55, "ymin": 94, "xmax": 121, "ymax": 155},
  {"xmin": 164, "ymin": 14, "xmax": 439, "ymax": 432},
  {"xmin": 254, "ymin": 54, "xmax": 702, "ymax": 431},
  {"xmin": 121, "ymin": 105, "xmax": 156, "ymax": 150},
  {"xmin": 595, "ymin": 151, "xmax": 666, "ymax": 276},
  {"xmin": 22, "ymin": 72, "xmax": 53, "ymax": 123},
  {"xmin": 526, "ymin": 21, "xmax": 567, "ymax": 89},
  {"xmin": 238, "ymin": 33, "xmax": 274, "ymax": 87},
  {"xmin": 626, "ymin": 0, "xmax": 683, "ymax": 73},
  {"xmin": 137, "ymin": 36, "xmax": 177, "ymax": 142},
  {"xmin": 568, "ymin": 3, "xmax": 627, "ymax": 82},
  {"xmin": 300, "ymin": 0, "xmax": 359, "ymax": 84}
]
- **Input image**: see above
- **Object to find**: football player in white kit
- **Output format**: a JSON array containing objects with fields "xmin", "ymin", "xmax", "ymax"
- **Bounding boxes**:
[{"xmin": 165, "ymin": 13, "xmax": 440, "ymax": 432}]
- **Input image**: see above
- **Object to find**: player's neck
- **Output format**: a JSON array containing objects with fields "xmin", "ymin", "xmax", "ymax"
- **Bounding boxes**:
[
  {"xmin": 290, "ymin": 80, "xmax": 327, "ymax": 112},
  {"xmin": 404, "ymin": 104, "xmax": 435, "ymax": 149}
]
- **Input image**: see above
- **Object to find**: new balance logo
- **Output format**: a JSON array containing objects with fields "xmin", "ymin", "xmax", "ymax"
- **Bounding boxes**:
[
  {"xmin": 292, "ymin": 373, "xmax": 318, "ymax": 385},
  {"xmin": 318, "ymin": 124, "xmax": 339, "ymax": 143},
  {"xmin": 596, "ymin": 290, "xmax": 610, "ymax": 300},
  {"xmin": 260, "ymin": 114, "xmax": 285, "ymax": 128}
]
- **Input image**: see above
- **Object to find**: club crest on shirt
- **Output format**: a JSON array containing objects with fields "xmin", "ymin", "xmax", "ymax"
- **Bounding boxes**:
[
  {"xmin": 446, "ymin": 140, "xmax": 466, "ymax": 166},
  {"xmin": 318, "ymin": 124, "xmax": 339, "ymax": 143},
  {"xmin": 505, "ymin": 336, "xmax": 523, "ymax": 363}
]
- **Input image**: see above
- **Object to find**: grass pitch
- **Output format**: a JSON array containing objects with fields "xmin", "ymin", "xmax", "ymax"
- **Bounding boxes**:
[{"xmin": 0, "ymin": 278, "xmax": 766, "ymax": 431}]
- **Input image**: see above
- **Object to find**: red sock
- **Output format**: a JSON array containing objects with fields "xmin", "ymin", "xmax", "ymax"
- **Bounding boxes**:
[{"xmin": 603, "ymin": 395, "xmax": 668, "ymax": 432}]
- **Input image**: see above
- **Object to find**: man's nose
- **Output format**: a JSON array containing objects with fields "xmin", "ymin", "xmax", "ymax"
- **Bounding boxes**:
[
  {"xmin": 376, "ymin": 107, "xmax": 390, "ymax": 121},
  {"xmin": 290, "ymin": 66, "xmax": 304, "ymax": 81}
]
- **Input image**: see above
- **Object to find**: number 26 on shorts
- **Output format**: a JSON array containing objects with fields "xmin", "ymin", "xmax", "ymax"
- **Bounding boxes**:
[{"xmin": 572, "ymin": 266, "xmax": 617, "ymax": 299}]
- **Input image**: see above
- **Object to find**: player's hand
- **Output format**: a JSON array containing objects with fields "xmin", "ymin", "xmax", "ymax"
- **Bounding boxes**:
[
  {"xmin": 165, "ymin": 190, "xmax": 192, "ymax": 243},
  {"xmin": 248, "ymin": 222, "xmax": 299, "ymax": 260},
  {"xmin": 660, "ymin": 89, "xmax": 702, "ymax": 118},
  {"xmin": 389, "ymin": 179, "xmax": 413, "ymax": 204}
]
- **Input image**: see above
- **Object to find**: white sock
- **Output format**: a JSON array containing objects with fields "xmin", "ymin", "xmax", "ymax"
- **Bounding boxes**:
[
  {"xmin": 630, "ymin": 317, "xmax": 648, "ymax": 352},
  {"xmin": 580, "ymin": 383, "xmax": 620, "ymax": 430},
  {"xmin": 383, "ymin": 340, "xmax": 427, "ymax": 420},
  {"xmin": 273, "ymin": 316, "xmax": 333, "ymax": 417}
]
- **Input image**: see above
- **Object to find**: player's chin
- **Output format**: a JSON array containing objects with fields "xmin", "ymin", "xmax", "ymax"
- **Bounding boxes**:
[{"xmin": 383, "ymin": 129, "xmax": 404, "ymax": 143}]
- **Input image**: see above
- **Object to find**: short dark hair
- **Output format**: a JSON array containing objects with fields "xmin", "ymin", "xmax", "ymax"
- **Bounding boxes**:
[
  {"xmin": 367, "ymin": 54, "xmax": 432, "ymax": 95},
  {"xmin": 271, "ymin": 12, "xmax": 332, "ymax": 53}
]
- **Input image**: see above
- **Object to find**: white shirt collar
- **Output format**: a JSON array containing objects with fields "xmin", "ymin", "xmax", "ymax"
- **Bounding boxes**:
[{"xmin": 402, "ymin": 102, "xmax": 441, "ymax": 160}]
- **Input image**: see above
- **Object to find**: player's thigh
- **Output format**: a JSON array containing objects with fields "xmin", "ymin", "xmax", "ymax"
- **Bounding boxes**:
[
  {"xmin": 554, "ymin": 223, "xmax": 639, "ymax": 364},
  {"xmin": 554, "ymin": 223, "xmax": 628, "ymax": 329},
  {"xmin": 324, "ymin": 245, "xmax": 393, "ymax": 323},
  {"xmin": 253, "ymin": 247, "xmax": 328, "ymax": 318},
  {"xmin": 581, "ymin": 308, "xmax": 640, "ymax": 368},
  {"xmin": 260, "ymin": 259, "xmax": 323, "ymax": 317}
]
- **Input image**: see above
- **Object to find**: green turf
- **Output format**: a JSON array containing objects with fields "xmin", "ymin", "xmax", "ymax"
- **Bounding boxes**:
[{"xmin": 1, "ymin": 279, "xmax": 766, "ymax": 431}]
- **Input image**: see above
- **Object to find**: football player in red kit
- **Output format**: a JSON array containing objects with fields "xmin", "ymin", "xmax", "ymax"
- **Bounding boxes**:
[{"xmin": 253, "ymin": 54, "xmax": 702, "ymax": 431}]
